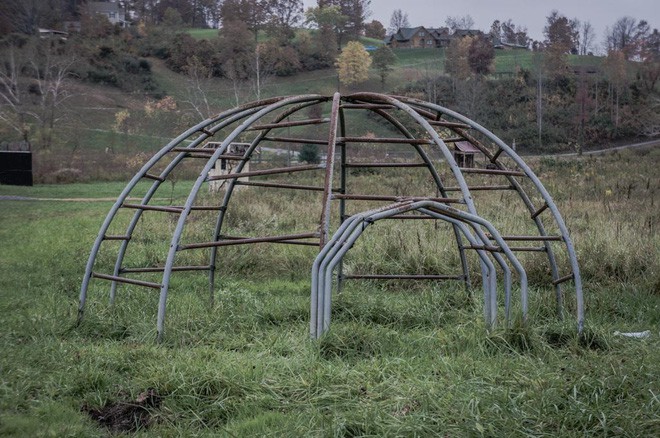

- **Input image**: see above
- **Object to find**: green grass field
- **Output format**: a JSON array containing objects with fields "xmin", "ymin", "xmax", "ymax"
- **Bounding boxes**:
[{"xmin": 0, "ymin": 147, "xmax": 658, "ymax": 436}]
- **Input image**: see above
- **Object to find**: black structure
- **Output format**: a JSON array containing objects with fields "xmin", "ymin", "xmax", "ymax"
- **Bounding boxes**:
[{"xmin": 0, "ymin": 150, "xmax": 33, "ymax": 186}]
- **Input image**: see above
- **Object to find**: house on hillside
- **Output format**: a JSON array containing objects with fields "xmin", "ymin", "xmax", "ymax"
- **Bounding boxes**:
[
  {"xmin": 492, "ymin": 34, "xmax": 530, "ymax": 50},
  {"xmin": 87, "ymin": 1, "xmax": 129, "ymax": 28},
  {"xmin": 452, "ymin": 29, "xmax": 485, "ymax": 39},
  {"xmin": 385, "ymin": 27, "xmax": 436, "ymax": 48},
  {"xmin": 385, "ymin": 26, "xmax": 529, "ymax": 50},
  {"xmin": 385, "ymin": 27, "xmax": 490, "ymax": 49},
  {"xmin": 428, "ymin": 27, "xmax": 452, "ymax": 47}
]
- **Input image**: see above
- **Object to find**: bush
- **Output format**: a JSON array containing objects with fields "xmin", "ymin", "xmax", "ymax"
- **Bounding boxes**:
[{"xmin": 299, "ymin": 144, "xmax": 320, "ymax": 164}]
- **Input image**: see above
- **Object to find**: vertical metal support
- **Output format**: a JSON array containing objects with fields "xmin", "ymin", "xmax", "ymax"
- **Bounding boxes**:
[
  {"xmin": 336, "ymin": 107, "xmax": 347, "ymax": 293},
  {"xmin": 319, "ymin": 93, "xmax": 341, "ymax": 248}
]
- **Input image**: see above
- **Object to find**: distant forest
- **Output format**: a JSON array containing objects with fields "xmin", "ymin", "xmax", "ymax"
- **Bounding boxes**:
[{"xmin": 0, "ymin": 0, "xmax": 658, "ymax": 152}]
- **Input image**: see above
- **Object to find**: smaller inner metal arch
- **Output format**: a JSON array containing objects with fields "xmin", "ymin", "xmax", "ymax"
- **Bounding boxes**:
[{"xmin": 310, "ymin": 200, "xmax": 528, "ymax": 339}]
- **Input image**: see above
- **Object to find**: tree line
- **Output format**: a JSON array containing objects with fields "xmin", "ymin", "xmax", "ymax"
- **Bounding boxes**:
[
  {"xmin": 397, "ymin": 11, "xmax": 659, "ymax": 151},
  {"xmin": 0, "ymin": 2, "xmax": 657, "ymax": 152}
]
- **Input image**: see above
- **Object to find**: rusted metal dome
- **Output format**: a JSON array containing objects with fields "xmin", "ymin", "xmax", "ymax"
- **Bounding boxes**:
[{"xmin": 78, "ymin": 93, "xmax": 583, "ymax": 341}]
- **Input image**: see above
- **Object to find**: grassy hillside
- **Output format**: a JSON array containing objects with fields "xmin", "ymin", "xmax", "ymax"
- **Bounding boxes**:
[{"xmin": 12, "ymin": 36, "xmax": 618, "ymax": 184}]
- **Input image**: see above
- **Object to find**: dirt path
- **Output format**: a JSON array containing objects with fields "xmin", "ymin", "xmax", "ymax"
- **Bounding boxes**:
[{"xmin": 526, "ymin": 139, "xmax": 660, "ymax": 158}]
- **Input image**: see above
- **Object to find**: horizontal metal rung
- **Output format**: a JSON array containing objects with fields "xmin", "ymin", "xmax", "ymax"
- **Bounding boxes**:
[
  {"xmin": 247, "ymin": 118, "xmax": 329, "ymax": 130},
  {"xmin": 121, "ymin": 203, "xmax": 183, "ymax": 213},
  {"xmin": 509, "ymin": 246, "xmax": 547, "ymax": 252},
  {"xmin": 262, "ymin": 136, "xmax": 327, "ymax": 145},
  {"xmin": 333, "ymin": 194, "xmax": 463, "ymax": 204},
  {"xmin": 410, "ymin": 107, "xmax": 436, "ymax": 119},
  {"xmin": 91, "ymin": 272, "xmax": 161, "ymax": 289},
  {"xmin": 462, "ymin": 245, "xmax": 502, "ymax": 252},
  {"xmin": 443, "ymin": 185, "xmax": 515, "ymax": 191},
  {"xmin": 441, "ymin": 137, "xmax": 465, "ymax": 143},
  {"xmin": 207, "ymin": 164, "xmax": 324, "ymax": 181},
  {"xmin": 199, "ymin": 127, "xmax": 214, "ymax": 136},
  {"xmin": 179, "ymin": 232, "xmax": 320, "ymax": 250},
  {"xmin": 338, "ymin": 137, "xmax": 433, "ymax": 145},
  {"xmin": 340, "ymin": 103, "xmax": 396, "ymax": 110},
  {"xmin": 488, "ymin": 235, "xmax": 563, "ymax": 242},
  {"xmin": 427, "ymin": 120, "xmax": 471, "ymax": 129},
  {"xmin": 342, "ymin": 274, "xmax": 464, "ymax": 280},
  {"xmin": 189, "ymin": 205, "xmax": 226, "ymax": 211},
  {"xmin": 103, "ymin": 235, "xmax": 131, "ymax": 241},
  {"xmin": 491, "ymin": 148, "xmax": 504, "ymax": 162},
  {"xmin": 235, "ymin": 180, "xmax": 328, "ymax": 192},
  {"xmin": 552, "ymin": 273, "xmax": 575, "ymax": 285},
  {"xmin": 170, "ymin": 147, "xmax": 215, "ymax": 154},
  {"xmin": 215, "ymin": 154, "xmax": 246, "ymax": 161},
  {"xmin": 459, "ymin": 167, "xmax": 526, "ymax": 177},
  {"xmin": 143, "ymin": 173, "xmax": 165, "ymax": 182},
  {"xmin": 384, "ymin": 214, "xmax": 436, "ymax": 220},
  {"xmin": 531, "ymin": 203, "xmax": 549, "ymax": 219},
  {"xmin": 259, "ymin": 239, "xmax": 319, "ymax": 246},
  {"xmin": 344, "ymin": 162, "xmax": 428, "ymax": 168},
  {"xmin": 464, "ymin": 243, "xmax": 546, "ymax": 252},
  {"xmin": 120, "ymin": 265, "xmax": 212, "ymax": 273}
]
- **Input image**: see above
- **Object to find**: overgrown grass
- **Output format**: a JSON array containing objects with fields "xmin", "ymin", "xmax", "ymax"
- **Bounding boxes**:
[{"xmin": 0, "ymin": 147, "xmax": 658, "ymax": 435}]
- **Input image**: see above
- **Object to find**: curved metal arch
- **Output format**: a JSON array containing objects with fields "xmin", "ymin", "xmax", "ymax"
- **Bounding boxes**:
[
  {"xmin": 78, "ymin": 99, "xmax": 285, "ymax": 321},
  {"xmin": 310, "ymin": 200, "xmax": 529, "ymax": 338},
  {"xmin": 348, "ymin": 93, "xmax": 583, "ymax": 332},
  {"xmin": 108, "ymin": 103, "xmax": 278, "ymax": 305},
  {"xmin": 341, "ymin": 93, "xmax": 517, "ymax": 310},
  {"xmin": 413, "ymin": 97, "xmax": 582, "ymax": 331},
  {"xmin": 393, "ymin": 96, "xmax": 566, "ymax": 315},
  {"xmin": 157, "ymin": 94, "xmax": 329, "ymax": 340},
  {"xmin": 311, "ymin": 203, "xmax": 497, "ymax": 337},
  {"xmin": 208, "ymin": 97, "xmax": 332, "ymax": 300}
]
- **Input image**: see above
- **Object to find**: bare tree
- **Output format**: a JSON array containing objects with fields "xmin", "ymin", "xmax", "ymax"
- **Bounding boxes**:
[
  {"xmin": 388, "ymin": 9, "xmax": 409, "ymax": 34},
  {"xmin": 0, "ymin": 36, "xmax": 75, "ymax": 148},
  {"xmin": 603, "ymin": 49, "xmax": 628, "ymax": 128},
  {"xmin": 501, "ymin": 19, "xmax": 531, "ymax": 47},
  {"xmin": 250, "ymin": 43, "xmax": 278, "ymax": 100},
  {"xmin": 605, "ymin": 16, "xmax": 651, "ymax": 60},
  {"xmin": 578, "ymin": 20, "xmax": 596, "ymax": 55},
  {"xmin": 182, "ymin": 56, "xmax": 213, "ymax": 121},
  {"xmin": 265, "ymin": 0, "xmax": 303, "ymax": 42},
  {"xmin": 445, "ymin": 15, "xmax": 475, "ymax": 32},
  {"xmin": 0, "ymin": 36, "xmax": 30, "ymax": 141}
]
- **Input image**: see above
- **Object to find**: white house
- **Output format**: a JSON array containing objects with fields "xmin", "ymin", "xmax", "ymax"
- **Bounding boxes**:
[{"xmin": 88, "ymin": 1, "xmax": 129, "ymax": 28}]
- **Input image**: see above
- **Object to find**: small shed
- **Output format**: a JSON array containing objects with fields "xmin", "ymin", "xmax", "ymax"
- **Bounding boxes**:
[
  {"xmin": 454, "ymin": 141, "xmax": 481, "ymax": 168},
  {"xmin": 207, "ymin": 142, "xmax": 250, "ymax": 192}
]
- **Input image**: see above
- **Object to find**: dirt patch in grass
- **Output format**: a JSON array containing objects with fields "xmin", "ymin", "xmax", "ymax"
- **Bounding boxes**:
[{"xmin": 83, "ymin": 389, "xmax": 162, "ymax": 434}]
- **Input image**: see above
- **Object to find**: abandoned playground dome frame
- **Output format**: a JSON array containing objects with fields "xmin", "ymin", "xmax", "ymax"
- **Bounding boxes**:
[{"xmin": 77, "ymin": 93, "xmax": 584, "ymax": 341}]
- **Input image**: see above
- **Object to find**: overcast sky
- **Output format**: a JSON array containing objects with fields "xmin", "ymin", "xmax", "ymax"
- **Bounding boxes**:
[{"xmin": 303, "ymin": 0, "xmax": 659, "ymax": 51}]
